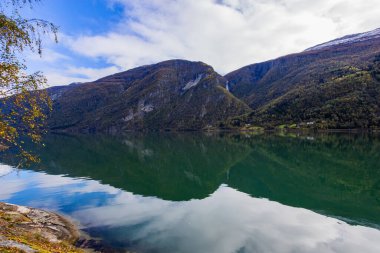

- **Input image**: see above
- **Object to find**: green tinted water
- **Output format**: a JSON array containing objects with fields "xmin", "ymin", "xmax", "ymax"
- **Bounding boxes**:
[{"xmin": 0, "ymin": 132, "xmax": 379, "ymax": 252}]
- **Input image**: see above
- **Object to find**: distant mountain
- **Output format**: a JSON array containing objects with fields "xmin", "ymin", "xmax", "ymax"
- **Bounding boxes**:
[
  {"xmin": 47, "ymin": 60, "xmax": 250, "ymax": 133},
  {"xmin": 225, "ymin": 28, "xmax": 380, "ymax": 129},
  {"xmin": 45, "ymin": 28, "xmax": 380, "ymax": 132},
  {"xmin": 305, "ymin": 28, "xmax": 380, "ymax": 52}
]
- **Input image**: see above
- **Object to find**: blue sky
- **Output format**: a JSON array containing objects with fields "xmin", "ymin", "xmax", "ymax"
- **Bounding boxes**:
[
  {"xmin": 23, "ymin": 0, "xmax": 124, "ymax": 83},
  {"xmin": 19, "ymin": 0, "xmax": 380, "ymax": 86},
  {"xmin": 28, "ymin": 0, "xmax": 123, "ymax": 35}
]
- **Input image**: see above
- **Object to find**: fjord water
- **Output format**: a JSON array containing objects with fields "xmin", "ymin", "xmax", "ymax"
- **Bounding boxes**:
[{"xmin": 0, "ymin": 133, "xmax": 380, "ymax": 252}]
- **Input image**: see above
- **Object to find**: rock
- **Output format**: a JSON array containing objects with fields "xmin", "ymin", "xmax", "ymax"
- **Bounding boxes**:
[
  {"xmin": 16, "ymin": 206, "xmax": 31, "ymax": 214},
  {"xmin": 0, "ymin": 236, "xmax": 36, "ymax": 252},
  {"xmin": 0, "ymin": 202, "xmax": 127, "ymax": 252},
  {"xmin": 0, "ymin": 202, "xmax": 83, "ymax": 252}
]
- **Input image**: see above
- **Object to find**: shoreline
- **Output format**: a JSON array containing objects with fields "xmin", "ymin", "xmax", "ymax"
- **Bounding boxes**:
[
  {"xmin": 0, "ymin": 202, "xmax": 126, "ymax": 253},
  {"xmin": 0, "ymin": 202, "xmax": 83, "ymax": 252},
  {"xmin": 50, "ymin": 127, "xmax": 380, "ymax": 135}
]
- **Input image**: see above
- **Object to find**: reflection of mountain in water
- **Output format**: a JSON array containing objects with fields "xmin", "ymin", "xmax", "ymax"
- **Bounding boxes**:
[
  {"xmin": 229, "ymin": 134, "xmax": 380, "ymax": 227},
  {"xmin": 9, "ymin": 133, "xmax": 380, "ymax": 227},
  {"xmin": 32, "ymin": 133, "xmax": 251, "ymax": 201}
]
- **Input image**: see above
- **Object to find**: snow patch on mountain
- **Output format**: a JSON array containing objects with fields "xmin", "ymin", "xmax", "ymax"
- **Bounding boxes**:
[{"xmin": 306, "ymin": 28, "xmax": 380, "ymax": 52}]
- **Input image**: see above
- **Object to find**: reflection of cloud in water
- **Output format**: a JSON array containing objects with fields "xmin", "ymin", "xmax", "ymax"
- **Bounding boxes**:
[
  {"xmin": 1, "ymin": 164, "xmax": 380, "ymax": 253},
  {"xmin": 73, "ymin": 186, "xmax": 380, "ymax": 253},
  {"xmin": 0, "ymin": 164, "xmax": 14, "ymax": 177},
  {"xmin": 0, "ymin": 165, "xmax": 28, "ymax": 200},
  {"xmin": 0, "ymin": 164, "xmax": 121, "ymax": 208}
]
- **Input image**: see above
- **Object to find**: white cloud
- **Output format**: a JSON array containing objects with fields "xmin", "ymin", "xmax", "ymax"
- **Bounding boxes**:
[
  {"xmin": 41, "ymin": 72, "xmax": 90, "ymax": 86},
  {"xmin": 0, "ymin": 165, "xmax": 28, "ymax": 200},
  {"xmin": 66, "ymin": 65, "xmax": 122, "ymax": 80},
  {"xmin": 73, "ymin": 185, "xmax": 380, "ymax": 253},
  {"xmin": 0, "ymin": 164, "xmax": 14, "ymax": 177},
  {"xmin": 27, "ymin": 48, "xmax": 70, "ymax": 63},
  {"xmin": 43, "ymin": 65, "xmax": 122, "ymax": 86},
  {"xmin": 27, "ymin": 0, "xmax": 380, "ymax": 85},
  {"xmin": 64, "ymin": 0, "xmax": 380, "ymax": 74}
]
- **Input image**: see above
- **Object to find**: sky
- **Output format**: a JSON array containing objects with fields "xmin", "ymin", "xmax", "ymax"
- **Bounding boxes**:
[{"xmin": 20, "ymin": 0, "xmax": 380, "ymax": 86}]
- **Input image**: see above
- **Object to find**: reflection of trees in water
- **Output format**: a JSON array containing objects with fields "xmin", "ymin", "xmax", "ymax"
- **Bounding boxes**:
[
  {"xmin": 28, "ymin": 132, "xmax": 251, "ymax": 201},
  {"xmin": 229, "ymin": 133, "xmax": 380, "ymax": 227},
  {"xmin": 1, "ymin": 132, "xmax": 379, "ymax": 227}
]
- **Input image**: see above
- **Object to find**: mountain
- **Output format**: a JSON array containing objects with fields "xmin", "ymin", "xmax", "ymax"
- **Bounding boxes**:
[
  {"xmin": 45, "ymin": 28, "xmax": 380, "ymax": 132},
  {"xmin": 47, "ymin": 60, "xmax": 251, "ymax": 133},
  {"xmin": 305, "ymin": 28, "xmax": 380, "ymax": 52},
  {"xmin": 225, "ymin": 27, "xmax": 380, "ymax": 129}
]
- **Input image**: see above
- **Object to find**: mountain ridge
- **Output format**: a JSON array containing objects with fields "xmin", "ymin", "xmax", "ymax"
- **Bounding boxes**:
[
  {"xmin": 47, "ymin": 59, "xmax": 251, "ymax": 133},
  {"xmin": 224, "ymin": 28, "xmax": 380, "ymax": 129},
  {"xmin": 305, "ymin": 27, "xmax": 380, "ymax": 52},
  {"xmin": 46, "ymin": 28, "xmax": 380, "ymax": 132}
]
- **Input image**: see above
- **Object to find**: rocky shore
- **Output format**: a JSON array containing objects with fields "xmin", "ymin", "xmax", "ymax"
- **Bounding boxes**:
[
  {"xmin": 0, "ymin": 202, "xmax": 84, "ymax": 252},
  {"xmin": 0, "ymin": 202, "xmax": 130, "ymax": 252}
]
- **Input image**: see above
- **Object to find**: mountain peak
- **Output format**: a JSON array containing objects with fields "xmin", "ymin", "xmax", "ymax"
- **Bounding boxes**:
[
  {"xmin": 225, "ymin": 27, "xmax": 380, "ymax": 129},
  {"xmin": 94, "ymin": 59, "xmax": 213, "ymax": 83},
  {"xmin": 305, "ymin": 27, "xmax": 380, "ymax": 52},
  {"xmin": 47, "ymin": 58, "xmax": 249, "ymax": 133}
]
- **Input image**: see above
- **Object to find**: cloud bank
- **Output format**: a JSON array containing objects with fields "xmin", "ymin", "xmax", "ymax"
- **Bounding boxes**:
[{"xmin": 34, "ymin": 0, "xmax": 380, "ymax": 85}]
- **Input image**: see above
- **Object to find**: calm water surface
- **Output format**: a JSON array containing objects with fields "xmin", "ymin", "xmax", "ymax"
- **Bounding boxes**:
[{"xmin": 0, "ymin": 133, "xmax": 380, "ymax": 253}]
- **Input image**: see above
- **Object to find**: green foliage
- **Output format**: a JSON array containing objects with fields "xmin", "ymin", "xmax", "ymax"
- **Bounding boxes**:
[
  {"xmin": 226, "ymin": 39, "xmax": 380, "ymax": 130},
  {"xmin": 228, "ymin": 133, "xmax": 380, "ymax": 226},
  {"xmin": 0, "ymin": 0, "xmax": 56, "ymax": 164}
]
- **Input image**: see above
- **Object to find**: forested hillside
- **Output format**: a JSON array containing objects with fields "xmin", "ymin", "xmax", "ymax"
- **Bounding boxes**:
[
  {"xmin": 48, "ymin": 60, "xmax": 250, "ymax": 133},
  {"xmin": 225, "ymin": 28, "xmax": 380, "ymax": 129}
]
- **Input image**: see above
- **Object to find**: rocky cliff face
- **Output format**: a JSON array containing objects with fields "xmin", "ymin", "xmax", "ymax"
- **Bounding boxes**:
[{"xmin": 48, "ymin": 60, "xmax": 251, "ymax": 133}]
